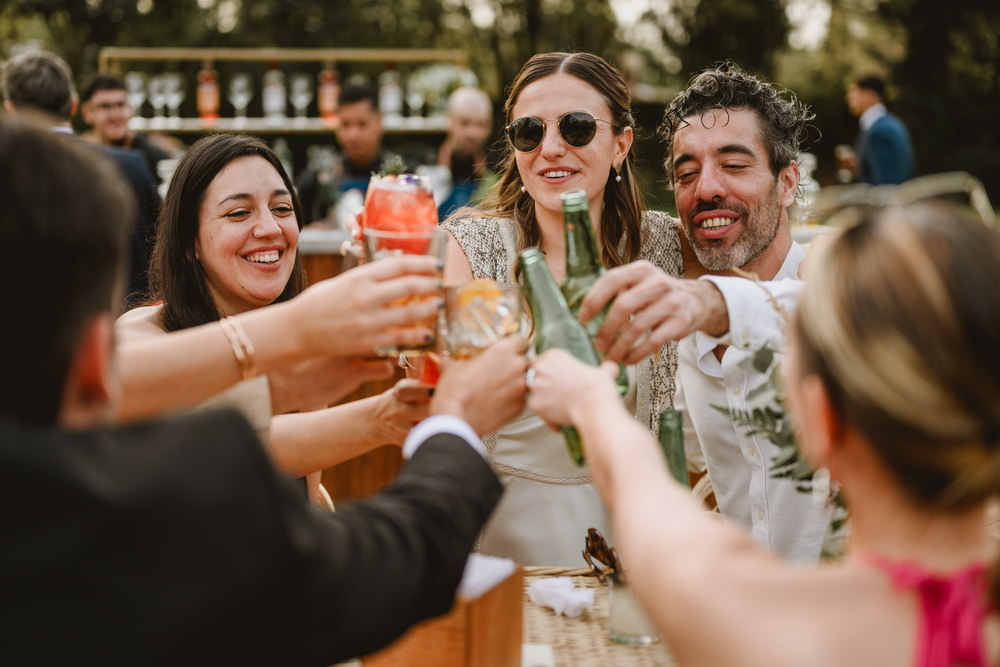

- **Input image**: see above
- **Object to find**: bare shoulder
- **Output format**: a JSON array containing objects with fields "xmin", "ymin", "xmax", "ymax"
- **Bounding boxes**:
[{"xmin": 115, "ymin": 304, "xmax": 166, "ymax": 342}]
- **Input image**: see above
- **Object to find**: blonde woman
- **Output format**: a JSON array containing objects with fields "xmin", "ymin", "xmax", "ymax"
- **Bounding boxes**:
[{"xmin": 529, "ymin": 198, "xmax": 1000, "ymax": 665}]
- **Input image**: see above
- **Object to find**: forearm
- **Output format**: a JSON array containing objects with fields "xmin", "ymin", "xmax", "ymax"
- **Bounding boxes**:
[
  {"xmin": 117, "ymin": 301, "xmax": 306, "ymax": 421},
  {"xmin": 570, "ymin": 392, "xmax": 761, "ymax": 656},
  {"xmin": 268, "ymin": 396, "xmax": 388, "ymax": 476}
]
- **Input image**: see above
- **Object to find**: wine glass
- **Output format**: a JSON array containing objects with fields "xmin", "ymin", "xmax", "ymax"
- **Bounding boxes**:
[
  {"xmin": 406, "ymin": 83, "xmax": 425, "ymax": 119},
  {"xmin": 124, "ymin": 71, "xmax": 147, "ymax": 127},
  {"xmin": 229, "ymin": 73, "xmax": 253, "ymax": 126},
  {"xmin": 162, "ymin": 72, "xmax": 185, "ymax": 126},
  {"xmin": 147, "ymin": 74, "xmax": 167, "ymax": 128},
  {"xmin": 289, "ymin": 73, "xmax": 313, "ymax": 123}
]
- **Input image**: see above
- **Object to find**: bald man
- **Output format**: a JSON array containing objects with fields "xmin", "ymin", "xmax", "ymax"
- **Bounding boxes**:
[{"xmin": 436, "ymin": 86, "xmax": 498, "ymax": 218}]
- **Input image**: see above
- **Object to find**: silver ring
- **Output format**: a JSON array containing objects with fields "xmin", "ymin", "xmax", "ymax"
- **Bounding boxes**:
[{"xmin": 525, "ymin": 367, "xmax": 536, "ymax": 389}]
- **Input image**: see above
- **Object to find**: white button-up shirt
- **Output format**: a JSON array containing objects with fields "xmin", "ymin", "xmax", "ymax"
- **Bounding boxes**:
[{"xmin": 676, "ymin": 244, "xmax": 832, "ymax": 564}]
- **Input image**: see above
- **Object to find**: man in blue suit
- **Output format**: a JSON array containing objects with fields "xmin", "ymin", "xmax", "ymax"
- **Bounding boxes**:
[{"xmin": 845, "ymin": 73, "xmax": 916, "ymax": 185}]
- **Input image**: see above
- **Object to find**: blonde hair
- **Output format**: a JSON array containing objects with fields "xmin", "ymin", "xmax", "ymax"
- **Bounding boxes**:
[{"xmin": 796, "ymin": 201, "xmax": 1000, "ymax": 510}]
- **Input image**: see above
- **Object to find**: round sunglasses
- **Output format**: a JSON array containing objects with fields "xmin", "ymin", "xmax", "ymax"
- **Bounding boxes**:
[{"xmin": 505, "ymin": 111, "xmax": 614, "ymax": 153}]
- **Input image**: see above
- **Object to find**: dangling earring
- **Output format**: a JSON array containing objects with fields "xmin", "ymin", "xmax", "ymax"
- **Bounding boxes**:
[
  {"xmin": 520, "ymin": 185, "xmax": 526, "ymax": 193},
  {"xmin": 615, "ymin": 171, "xmax": 623, "ymax": 184}
]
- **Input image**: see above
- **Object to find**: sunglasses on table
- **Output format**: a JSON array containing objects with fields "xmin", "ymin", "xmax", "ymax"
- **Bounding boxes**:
[
  {"xmin": 505, "ymin": 111, "xmax": 614, "ymax": 152},
  {"xmin": 582, "ymin": 527, "xmax": 622, "ymax": 583},
  {"xmin": 808, "ymin": 171, "xmax": 995, "ymax": 229}
]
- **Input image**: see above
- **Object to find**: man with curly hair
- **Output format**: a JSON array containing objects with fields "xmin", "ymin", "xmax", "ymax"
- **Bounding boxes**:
[
  {"xmin": 664, "ymin": 63, "xmax": 832, "ymax": 562},
  {"xmin": 584, "ymin": 63, "xmax": 832, "ymax": 563}
]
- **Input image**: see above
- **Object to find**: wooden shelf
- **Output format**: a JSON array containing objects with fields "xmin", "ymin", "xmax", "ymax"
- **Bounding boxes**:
[
  {"xmin": 99, "ymin": 46, "xmax": 467, "ymax": 70},
  {"xmin": 129, "ymin": 115, "xmax": 449, "ymax": 135}
]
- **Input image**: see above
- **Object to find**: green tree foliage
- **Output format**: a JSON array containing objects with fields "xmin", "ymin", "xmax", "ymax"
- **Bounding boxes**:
[
  {"xmin": 878, "ymin": 0, "xmax": 1000, "ymax": 201},
  {"xmin": 641, "ymin": 0, "xmax": 791, "ymax": 81}
]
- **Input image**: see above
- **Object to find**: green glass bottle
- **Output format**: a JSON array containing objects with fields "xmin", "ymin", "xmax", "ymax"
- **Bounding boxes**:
[
  {"xmin": 560, "ymin": 189, "xmax": 605, "ymax": 336},
  {"xmin": 560, "ymin": 189, "xmax": 629, "ymax": 396},
  {"xmin": 658, "ymin": 409, "xmax": 689, "ymax": 487},
  {"xmin": 520, "ymin": 246, "xmax": 599, "ymax": 466}
]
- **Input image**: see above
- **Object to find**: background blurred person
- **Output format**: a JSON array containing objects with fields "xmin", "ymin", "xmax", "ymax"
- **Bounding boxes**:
[
  {"xmin": 434, "ymin": 85, "xmax": 498, "ymax": 218},
  {"xmin": 296, "ymin": 83, "xmax": 401, "ymax": 225},
  {"xmin": 442, "ymin": 51, "xmax": 683, "ymax": 566},
  {"xmin": 0, "ymin": 111, "xmax": 528, "ymax": 664},
  {"xmin": 117, "ymin": 133, "xmax": 433, "ymax": 506},
  {"xmin": 840, "ymin": 72, "xmax": 916, "ymax": 185},
  {"xmin": 79, "ymin": 72, "xmax": 173, "ymax": 184},
  {"xmin": 528, "ymin": 198, "xmax": 1000, "ymax": 666},
  {"xmin": 1, "ymin": 50, "xmax": 160, "ymax": 308}
]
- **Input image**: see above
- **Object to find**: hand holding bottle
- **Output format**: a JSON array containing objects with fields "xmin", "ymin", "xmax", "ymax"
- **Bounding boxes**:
[{"xmin": 527, "ymin": 351, "xmax": 623, "ymax": 436}]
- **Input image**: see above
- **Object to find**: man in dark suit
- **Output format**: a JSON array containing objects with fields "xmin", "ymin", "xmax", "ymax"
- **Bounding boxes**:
[
  {"xmin": 845, "ymin": 73, "xmax": 916, "ymax": 185},
  {"xmin": 1, "ymin": 49, "xmax": 161, "ymax": 307},
  {"xmin": 0, "ymin": 116, "xmax": 526, "ymax": 665}
]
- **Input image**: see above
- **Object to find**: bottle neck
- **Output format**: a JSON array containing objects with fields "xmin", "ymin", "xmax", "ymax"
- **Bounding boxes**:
[{"xmin": 564, "ymin": 206, "xmax": 602, "ymax": 278}]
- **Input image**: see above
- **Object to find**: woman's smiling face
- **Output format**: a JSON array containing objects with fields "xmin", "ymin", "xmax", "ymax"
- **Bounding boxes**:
[
  {"xmin": 510, "ymin": 72, "xmax": 632, "ymax": 225},
  {"xmin": 195, "ymin": 155, "xmax": 299, "ymax": 316}
]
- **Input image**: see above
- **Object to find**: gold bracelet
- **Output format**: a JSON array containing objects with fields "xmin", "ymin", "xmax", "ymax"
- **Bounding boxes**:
[{"xmin": 219, "ymin": 316, "xmax": 256, "ymax": 381}]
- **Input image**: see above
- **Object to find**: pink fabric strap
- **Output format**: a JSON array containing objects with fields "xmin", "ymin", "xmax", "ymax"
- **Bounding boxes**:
[{"xmin": 868, "ymin": 554, "xmax": 990, "ymax": 667}]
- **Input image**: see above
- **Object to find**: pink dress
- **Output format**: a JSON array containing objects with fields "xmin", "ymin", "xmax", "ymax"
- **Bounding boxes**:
[{"xmin": 868, "ymin": 554, "xmax": 992, "ymax": 667}]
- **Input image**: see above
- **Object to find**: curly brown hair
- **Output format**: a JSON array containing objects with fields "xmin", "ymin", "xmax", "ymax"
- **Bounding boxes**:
[{"xmin": 658, "ymin": 62, "xmax": 815, "ymax": 189}]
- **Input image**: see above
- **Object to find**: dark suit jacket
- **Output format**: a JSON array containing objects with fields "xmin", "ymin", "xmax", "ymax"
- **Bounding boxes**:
[
  {"xmin": 856, "ymin": 112, "xmax": 916, "ymax": 185},
  {"xmin": 101, "ymin": 145, "xmax": 161, "ymax": 306},
  {"xmin": 0, "ymin": 409, "xmax": 502, "ymax": 665}
]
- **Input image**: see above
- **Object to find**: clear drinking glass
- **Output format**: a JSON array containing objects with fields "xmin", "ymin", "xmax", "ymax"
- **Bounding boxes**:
[
  {"xmin": 444, "ymin": 282, "xmax": 522, "ymax": 359},
  {"xmin": 229, "ymin": 73, "xmax": 253, "ymax": 125},
  {"xmin": 147, "ymin": 74, "xmax": 167, "ymax": 127},
  {"xmin": 124, "ymin": 71, "xmax": 147, "ymax": 126},
  {"xmin": 290, "ymin": 72, "xmax": 313, "ymax": 122},
  {"xmin": 162, "ymin": 72, "xmax": 185, "ymax": 125},
  {"xmin": 363, "ymin": 227, "xmax": 448, "ymax": 357},
  {"xmin": 608, "ymin": 580, "xmax": 658, "ymax": 646}
]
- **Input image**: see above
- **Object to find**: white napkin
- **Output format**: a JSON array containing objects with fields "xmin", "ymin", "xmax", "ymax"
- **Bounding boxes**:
[
  {"xmin": 528, "ymin": 577, "xmax": 595, "ymax": 618},
  {"xmin": 458, "ymin": 553, "xmax": 517, "ymax": 599}
]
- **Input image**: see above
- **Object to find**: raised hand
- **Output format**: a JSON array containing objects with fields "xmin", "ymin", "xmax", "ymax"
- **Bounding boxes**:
[
  {"xmin": 431, "ymin": 336, "xmax": 529, "ymax": 436},
  {"xmin": 579, "ymin": 261, "xmax": 728, "ymax": 365}
]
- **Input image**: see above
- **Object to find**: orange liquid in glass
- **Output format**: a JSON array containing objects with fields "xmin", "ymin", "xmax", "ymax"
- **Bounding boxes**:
[{"xmin": 361, "ymin": 175, "xmax": 438, "ymax": 244}]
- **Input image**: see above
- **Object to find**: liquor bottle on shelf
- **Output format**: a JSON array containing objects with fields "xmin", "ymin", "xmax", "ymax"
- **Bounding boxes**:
[
  {"xmin": 262, "ymin": 62, "xmax": 287, "ymax": 124},
  {"xmin": 560, "ymin": 189, "xmax": 629, "ymax": 396},
  {"xmin": 196, "ymin": 61, "xmax": 220, "ymax": 123},
  {"xmin": 378, "ymin": 62, "xmax": 404, "ymax": 120},
  {"xmin": 317, "ymin": 64, "xmax": 340, "ymax": 122},
  {"xmin": 519, "ymin": 246, "xmax": 601, "ymax": 466}
]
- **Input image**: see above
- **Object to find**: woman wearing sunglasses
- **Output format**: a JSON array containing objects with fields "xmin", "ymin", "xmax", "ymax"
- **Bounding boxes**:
[
  {"xmin": 528, "ymin": 200, "xmax": 1000, "ymax": 664},
  {"xmin": 441, "ymin": 52, "xmax": 682, "ymax": 566}
]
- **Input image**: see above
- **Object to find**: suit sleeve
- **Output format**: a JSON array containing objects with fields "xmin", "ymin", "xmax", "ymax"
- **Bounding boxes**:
[{"xmin": 282, "ymin": 432, "xmax": 504, "ymax": 663}]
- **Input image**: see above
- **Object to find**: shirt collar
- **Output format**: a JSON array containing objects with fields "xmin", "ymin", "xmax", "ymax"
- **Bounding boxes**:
[{"xmin": 859, "ymin": 103, "xmax": 887, "ymax": 131}]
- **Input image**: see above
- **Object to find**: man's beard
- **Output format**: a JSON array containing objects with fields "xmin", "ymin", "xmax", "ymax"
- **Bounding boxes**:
[{"xmin": 685, "ymin": 186, "xmax": 783, "ymax": 272}]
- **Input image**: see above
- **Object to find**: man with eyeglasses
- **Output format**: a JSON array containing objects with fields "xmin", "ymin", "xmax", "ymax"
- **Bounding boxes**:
[
  {"xmin": 80, "ymin": 72, "xmax": 173, "ymax": 185},
  {"xmin": 582, "ymin": 63, "xmax": 834, "ymax": 564}
]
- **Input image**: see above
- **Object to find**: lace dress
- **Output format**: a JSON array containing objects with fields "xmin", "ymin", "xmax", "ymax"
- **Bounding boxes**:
[{"xmin": 443, "ymin": 211, "xmax": 682, "ymax": 565}]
